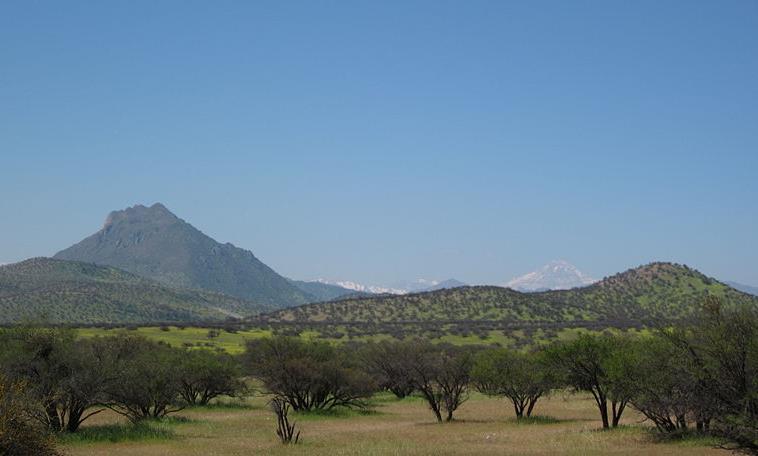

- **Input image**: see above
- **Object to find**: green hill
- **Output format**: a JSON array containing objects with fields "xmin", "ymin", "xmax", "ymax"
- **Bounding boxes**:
[
  {"xmin": 257, "ymin": 263, "xmax": 757, "ymax": 327},
  {"xmin": 53, "ymin": 203, "xmax": 312, "ymax": 308},
  {"xmin": 0, "ymin": 258, "xmax": 273, "ymax": 324}
]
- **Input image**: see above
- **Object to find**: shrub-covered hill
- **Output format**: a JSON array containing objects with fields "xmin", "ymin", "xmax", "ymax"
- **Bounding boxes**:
[
  {"xmin": 0, "ymin": 258, "xmax": 273, "ymax": 324},
  {"xmin": 255, "ymin": 263, "xmax": 758, "ymax": 326}
]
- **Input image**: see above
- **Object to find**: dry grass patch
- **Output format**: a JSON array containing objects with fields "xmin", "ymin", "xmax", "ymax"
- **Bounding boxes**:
[{"xmin": 63, "ymin": 393, "xmax": 725, "ymax": 456}]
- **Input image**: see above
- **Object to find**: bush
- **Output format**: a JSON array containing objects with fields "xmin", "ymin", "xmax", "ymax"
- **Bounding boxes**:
[
  {"xmin": 0, "ymin": 327, "xmax": 108, "ymax": 433},
  {"xmin": 0, "ymin": 375, "xmax": 60, "ymax": 456}
]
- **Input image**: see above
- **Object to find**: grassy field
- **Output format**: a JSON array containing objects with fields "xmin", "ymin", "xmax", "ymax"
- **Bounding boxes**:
[
  {"xmin": 75, "ymin": 326, "xmax": 651, "ymax": 353},
  {"xmin": 60, "ymin": 392, "xmax": 723, "ymax": 456}
]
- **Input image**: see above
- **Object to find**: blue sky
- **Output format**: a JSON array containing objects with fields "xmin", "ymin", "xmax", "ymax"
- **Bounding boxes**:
[{"xmin": 1, "ymin": 1, "xmax": 757, "ymax": 286}]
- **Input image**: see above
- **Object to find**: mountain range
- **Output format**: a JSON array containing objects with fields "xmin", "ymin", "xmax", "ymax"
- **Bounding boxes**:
[
  {"xmin": 1, "ymin": 203, "xmax": 756, "ymax": 326},
  {"xmin": 258, "ymin": 262, "xmax": 758, "ymax": 327}
]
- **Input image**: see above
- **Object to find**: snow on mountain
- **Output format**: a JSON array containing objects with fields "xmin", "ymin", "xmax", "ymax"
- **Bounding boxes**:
[
  {"xmin": 389, "ymin": 278, "xmax": 441, "ymax": 293},
  {"xmin": 312, "ymin": 279, "xmax": 406, "ymax": 295},
  {"xmin": 422, "ymin": 278, "xmax": 467, "ymax": 291},
  {"xmin": 311, "ymin": 277, "xmax": 465, "ymax": 294},
  {"xmin": 506, "ymin": 260, "xmax": 595, "ymax": 292}
]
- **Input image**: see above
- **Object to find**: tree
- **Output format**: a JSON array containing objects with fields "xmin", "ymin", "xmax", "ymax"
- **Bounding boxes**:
[
  {"xmin": 177, "ymin": 350, "xmax": 245, "ymax": 406},
  {"xmin": 360, "ymin": 341, "xmax": 415, "ymax": 398},
  {"xmin": 405, "ymin": 342, "xmax": 472, "ymax": 422},
  {"xmin": 545, "ymin": 334, "xmax": 632, "ymax": 428},
  {"xmin": 245, "ymin": 337, "xmax": 376, "ymax": 411},
  {"xmin": 101, "ymin": 336, "xmax": 185, "ymax": 423},
  {"xmin": 0, "ymin": 327, "xmax": 111, "ymax": 433},
  {"xmin": 472, "ymin": 349, "xmax": 554, "ymax": 418},
  {"xmin": 625, "ymin": 337, "xmax": 701, "ymax": 434},
  {"xmin": 662, "ymin": 299, "xmax": 757, "ymax": 452}
]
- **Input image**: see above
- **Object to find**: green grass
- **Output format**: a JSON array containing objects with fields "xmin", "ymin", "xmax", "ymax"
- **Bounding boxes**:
[
  {"xmin": 510, "ymin": 415, "xmax": 562, "ymax": 425},
  {"xmin": 77, "ymin": 326, "xmax": 273, "ymax": 354},
  {"xmin": 59, "ymin": 421, "xmax": 175, "ymax": 444},
  {"xmin": 76, "ymin": 325, "xmax": 644, "ymax": 352},
  {"xmin": 294, "ymin": 408, "xmax": 382, "ymax": 420}
]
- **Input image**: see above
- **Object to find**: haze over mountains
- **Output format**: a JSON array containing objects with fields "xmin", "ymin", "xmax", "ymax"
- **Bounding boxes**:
[{"xmin": 725, "ymin": 281, "xmax": 758, "ymax": 297}]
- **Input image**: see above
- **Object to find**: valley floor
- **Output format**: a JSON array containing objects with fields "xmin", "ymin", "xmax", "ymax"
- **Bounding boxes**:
[{"xmin": 62, "ymin": 392, "xmax": 722, "ymax": 456}]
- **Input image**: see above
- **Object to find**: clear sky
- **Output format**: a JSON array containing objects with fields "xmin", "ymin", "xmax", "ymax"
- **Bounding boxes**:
[{"xmin": 1, "ymin": 1, "xmax": 757, "ymax": 286}]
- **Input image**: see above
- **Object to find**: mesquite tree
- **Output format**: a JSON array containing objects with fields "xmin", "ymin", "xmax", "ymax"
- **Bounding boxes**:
[
  {"xmin": 360, "ymin": 341, "xmax": 416, "ymax": 398},
  {"xmin": 545, "ymin": 334, "xmax": 633, "ymax": 428},
  {"xmin": 472, "ymin": 349, "xmax": 555, "ymax": 418},
  {"xmin": 404, "ymin": 341, "xmax": 473, "ymax": 422},
  {"xmin": 177, "ymin": 350, "xmax": 245, "ymax": 406},
  {"xmin": 246, "ymin": 337, "xmax": 376, "ymax": 411}
]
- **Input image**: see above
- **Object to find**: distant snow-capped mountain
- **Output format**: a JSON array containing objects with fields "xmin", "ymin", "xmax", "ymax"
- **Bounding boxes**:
[
  {"xmin": 311, "ymin": 277, "xmax": 467, "ymax": 294},
  {"xmin": 312, "ymin": 279, "xmax": 405, "ymax": 295},
  {"xmin": 506, "ymin": 260, "xmax": 595, "ymax": 292}
]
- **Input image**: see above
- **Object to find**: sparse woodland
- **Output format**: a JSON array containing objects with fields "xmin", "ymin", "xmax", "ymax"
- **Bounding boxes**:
[{"xmin": 0, "ymin": 298, "xmax": 755, "ymax": 454}]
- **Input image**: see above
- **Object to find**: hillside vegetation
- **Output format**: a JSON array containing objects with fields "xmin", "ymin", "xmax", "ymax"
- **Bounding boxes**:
[
  {"xmin": 0, "ymin": 258, "xmax": 272, "ymax": 324},
  {"xmin": 258, "ymin": 263, "xmax": 756, "ymax": 327}
]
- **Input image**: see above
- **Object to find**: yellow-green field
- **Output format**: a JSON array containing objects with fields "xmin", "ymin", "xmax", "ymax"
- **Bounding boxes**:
[
  {"xmin": 75, "ymin": 326, "xmax": 652, "ymax": 353},
  {"xmin": 61, "ymin": 392, "xmax": 721, "ymax": 456}
]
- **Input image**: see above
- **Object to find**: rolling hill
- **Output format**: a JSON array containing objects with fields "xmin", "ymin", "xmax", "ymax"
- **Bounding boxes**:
[
  {"xmin": 0, "ymin": 258, "xmax": 273, "ymax": 324},
  {"xmin": 256, "ymin": 263, "xmax": 758, "ymax": 327},
  {"xmin": 54, "ymin": 203, "xmax": 312, "ymax": 308}
]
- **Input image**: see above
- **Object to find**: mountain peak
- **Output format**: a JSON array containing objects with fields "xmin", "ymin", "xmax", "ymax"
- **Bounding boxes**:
[
  {"xmin": 103, "ymin": 202, "xmax": 178, "ymax": 230},
  {"xmin": 55, "ymin": 204, "xmax": 312, "ymax": 307},
  {"xmin": 506, "ymin": 260, "xmax": 595, "ymax": 292}
]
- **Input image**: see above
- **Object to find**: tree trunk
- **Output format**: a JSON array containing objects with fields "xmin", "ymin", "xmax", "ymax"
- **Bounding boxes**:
[
  {"xmin": 526, "ymin": 398, "xmax": 537, "ymax": 418},
  {"xmin": 598, "ymin": 400, "xmax": 609, "ymax": 429},
  {"xmin": 611, "ymin": 400, "xmax": 626, "ymax": 427}
]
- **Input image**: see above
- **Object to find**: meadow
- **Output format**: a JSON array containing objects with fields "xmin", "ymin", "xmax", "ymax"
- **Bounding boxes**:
[
  {"xmin": 61, "ymin": 392, "xmax": 721, "ymax": 456},
  {"xmin": 74, "ymin": 325, "xmax": 649, "ymax": 353}
]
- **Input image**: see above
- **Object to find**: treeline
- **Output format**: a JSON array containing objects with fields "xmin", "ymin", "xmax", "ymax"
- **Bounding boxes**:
[
  {"xmin": 0, "ymin": 329, "xmax": 244, "ymax": 455},
  {"xmin": 0, "ymin": 299, "xmax": 755, "ymax": 454}
]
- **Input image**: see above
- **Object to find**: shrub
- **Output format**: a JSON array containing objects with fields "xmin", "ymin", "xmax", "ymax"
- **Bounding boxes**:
[{"xmin": 0, "ymin": 375, "xmax": 60, "ymax": 456}]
